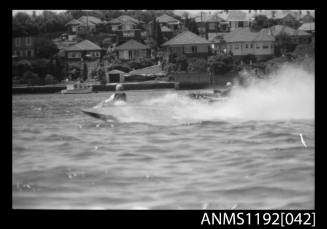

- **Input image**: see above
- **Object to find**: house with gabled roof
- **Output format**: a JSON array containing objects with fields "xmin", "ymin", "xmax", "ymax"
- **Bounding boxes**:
[
  {"xmin": 156, "ymin": 14, "xmax": 181, "ymax": 31},
  {"xmin": 273, "ymin": 11, "xmax": 298, "ymax": 26},
  {"xmin": 226, "ymin": 10, "xmax": 251, "ymax": 31},
  {"xmin": 298, "ymin": 22, "xmax": 315, "ymax": 34},
  {"xmin": 115, "ymin": 39, "xmax": 150, "ymax": 60},
  {"xmin": 262, "ymin": 25, "xmax": 312, "ymax": 44},
  {"xmin": 194, "ymin": 13, "xmax": 229, "ymax": 39},
  {"xmin": 108, "ymin": 15, "xmax": 141, "ymax": 31},
  {"xmin": 220, "ymin": 28, "xmax": 275, "ymax": 60},
  {"xmin": 161, "ymin": 30, "xmax": 212, "ymax": 59},
  {"xmin": 65, "ymin": 16, "xmax": 104, "ymax": 36},
  {"xmin": 63, "ymin": 39, "xmax": 103, "ymax": 79}
]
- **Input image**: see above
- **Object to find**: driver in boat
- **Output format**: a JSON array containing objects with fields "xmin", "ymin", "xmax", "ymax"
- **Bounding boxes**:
[
  {"xmin": 213, "ymin": 81, "xmax": 233, "ymax": 96},
  {"xmin": 94, "ymin": 84, "xmax": 126, "ymax": 109}
]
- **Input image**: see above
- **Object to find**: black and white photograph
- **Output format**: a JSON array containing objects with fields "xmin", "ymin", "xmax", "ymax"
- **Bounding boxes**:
[{"xmin": 12, "ymin": 9, "xmax": 315, "ymax": 210}]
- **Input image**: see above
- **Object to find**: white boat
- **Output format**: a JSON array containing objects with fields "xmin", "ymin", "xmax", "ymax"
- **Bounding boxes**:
[{"xmin": 61, "ymin": 83, "xmax": 93, "ymax": 94}]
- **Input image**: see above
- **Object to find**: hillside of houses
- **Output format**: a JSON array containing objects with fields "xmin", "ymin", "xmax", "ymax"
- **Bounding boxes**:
[{"xmin": 12, "ymin": 10, "xmax": 315, "ymax": 86}]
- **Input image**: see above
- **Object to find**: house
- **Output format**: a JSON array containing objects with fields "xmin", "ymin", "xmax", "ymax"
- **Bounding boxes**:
[
  {"xmin": 156, "ymin": 14, "xmax": 181, "ymax": 31},
  {"xmin": 263, "ymin": 25, "xmax": 312, "ymax": 44},
  {"xmin": 161, "ymin": 30, "xmax": 211, "ymax": 59},
  {"xmin": 108, "ymin": 15, "xmax": 141, "ymax": 31},
  {"xmin": 221, "ymin": 28, "xmax": 275, "ymax": 60},
  {"xmin": 298, "ymin": 22, "xmax": 315, "ymax": 34},
  {"xmin": 65, "ymin": 16, "xmax": 104, "ymax": 36},
  {"xmin": 273, "ymin": 11, "xmax": 298, "ymax": 26},
  {"xmin": 115, "ymin": 39, "xmax": 150, "ymax": 60},
  {"xmin": 226, "ymin": 10, "xmax": 251, "ymax": 31},
  {"xmin": 12, "ymin": 36, "xmax": 36, "ymax": 58},
  {"xmin": 194, "ymin": 13, "xmax": 229, "ymax": 39},
  {"xmin": 63, "ymin": 40, "xmax": 102, "ymax": 78},
  {"xmin": 108, "ymin": 15, "xmax": 142, "ymax": 42}
]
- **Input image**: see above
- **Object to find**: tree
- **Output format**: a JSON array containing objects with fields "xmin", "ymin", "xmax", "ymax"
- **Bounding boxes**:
[
  {"xmin": 152, "ymin": 19, "xmax": 163, "ymax": 47},
  {"xmin": 251, "ymin": 15, "xmax": 270, "ymax": 31},
  {"xmin": 34, "ymin": 37, "xmax": 59, "ymax": 58},
  {"xmin": 275, "ymin": 32, "xmax": 297, "ymax": 56},
  {"xmin": 187, "ymin": 58, "xmax": 207, "ymax": 73}
]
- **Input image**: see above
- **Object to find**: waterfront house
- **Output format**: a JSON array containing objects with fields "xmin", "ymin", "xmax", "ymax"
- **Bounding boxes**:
[
  {"xmin": 161, "ymin": 30, "xmax": 211, "ymax": 59},
  {"xmin": 115, "ymin": 39, "xmax": 150, "ymax": 60},
  {"xmin": 298, "ymin": 22, "xmax": 315, "ymax": 34},
  {"xmin": 263, "ymin": 25, "xmax": 312, "ymax": 44},
  {"xmin": 108, "ymin": 15, "xmax": 143, "ymax": 42},
  {"xmin": 65, "ymin": 16, "xmax": 104, "ymax": 36},
  {"xmin": 221, "ymin": 28, "xmax": 275, "ymax": 60},
  {"xmin": 194, "ymin": 13, "xmax": 229, "ymax": 39},
  {"xmin": 156, "ymin": 14, "xmax": 181, "ymax": 31},
  {"xmin": 273, "ymin": 11, "xmax": 298, "ymax": 26},
  {"xmin": 12, "ymin": 36, "xmax": 36, "ymax": 58},
  {"xmin": 63, "ymin": 40, "xmax": 102, "ymax": 78},
  {"xmin": 226, "ymin": 10, "xmax": 251, "ymax": 31}
]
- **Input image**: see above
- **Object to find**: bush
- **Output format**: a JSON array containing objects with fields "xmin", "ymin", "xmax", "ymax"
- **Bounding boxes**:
[
  {"xmin": 97, "ymin": 68, "xmax": 107, "ymax": 85},
  {"xmin": 208, "ymin": 55, "xmax": 234, "ymax": 74},
  {"xmin": 23, "ymin": 71, "xmax": 42, "ymax": 85},
  {"xmin": 164, "ymin": 63, "xmax": 177, "ymax": 73},
  {"xmin": 187, "ymin": 58, "xmax": 207, "ymax": 73},
  {"xmin": 44, "ymin": 74, "xmax": 58, "ymax": 85},
  {"xmin": 176, "ymin": 55, "xmax": 188, "ymax": 71},
  {"xmin": 107, "ymin": 64, "xmax": 131, "ymax": 73}
]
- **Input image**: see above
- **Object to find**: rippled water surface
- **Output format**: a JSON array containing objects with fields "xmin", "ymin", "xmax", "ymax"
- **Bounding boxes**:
[{"xmin": 12, "ymin": 90, "xmax": 314, "ymax": 209}]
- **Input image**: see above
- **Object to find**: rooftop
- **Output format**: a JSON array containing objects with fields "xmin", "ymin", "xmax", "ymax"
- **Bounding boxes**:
[
  {"xmin": 162, "ymin": 30, "xmax": 211, "ymax": 46},
  {"xmin": 156, "ymin": 14, "xmax": 180, "ymax": 24},
  {"xmin": 64, "ymin": 40, "xmax": 102, "ymax": 51},
  {"xmin": 223, "ymin": 28, "xmax": 274, "ymax": 43},
  {"xmin": 262, "ymin": 25, "xmax": 311, "ymax": 36},
  {"xmin": 109, "ymin": 15, "xmax": 140, "ymax": 24},
  {"xmin": 78, "ymin": 16, "xmax": 103, "ymax": 25},
  {"xmin": 298, "ymin": 22, "xmax": 315, "ymax": 32},
  {"xmin": 227, "ymin": 10, "xmax": 250, "ymax": 22},
  {"xmin": 115, "ymin": 39, "xmax": 149, "ymax": 50}
]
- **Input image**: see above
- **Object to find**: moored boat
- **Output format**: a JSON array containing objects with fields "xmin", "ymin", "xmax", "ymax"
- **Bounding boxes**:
[{"xmin": 61, "ymin": 83, "xmax": 93, "ymax": 94}]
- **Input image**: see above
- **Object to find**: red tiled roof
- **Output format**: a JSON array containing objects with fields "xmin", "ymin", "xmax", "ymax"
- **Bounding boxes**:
[
  {"xmin": 162, "ymin": 30, "xmax": 211, "ymax": 46},
  {"xmin": 224, "ymin": 28, "xmax": 274, "ymax": 43},
  {"xmin": 156, "ymin": 14, "xmax": 180, "ymax": 24},
  {"xmin": 64, "ymin": 40, "xmax": 102, "ymax": 51},
  {"xmin": 115, "ymin": 39, "xmax": 149, "ymax": 50}
]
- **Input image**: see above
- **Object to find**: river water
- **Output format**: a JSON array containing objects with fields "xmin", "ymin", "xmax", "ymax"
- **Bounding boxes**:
[{"xmin": 12, "ymin": 66, "xmax": 315, "ymax": 209}]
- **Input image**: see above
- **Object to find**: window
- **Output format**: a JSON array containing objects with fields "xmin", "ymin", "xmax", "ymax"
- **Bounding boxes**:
[
  {"xmin": 71, "ymin": 52, "xmax": 76, "ymax": 58},
  {"xmin": 271, "ymin": 44, "xmax": 273, "ymax": 49},
  {"xmin": 238, "ymin": 21, "xmax": 244, "ymax": 27},
  {"xmin": 191, "ymin": 46, "xmax": 197, "ymax": 53},
  {"xmin": 250, "ymin": 44, "xmax": 253, "ymax": 48},
  {"xmin": 26, "ymin": 37, "xmax": 31, "ymax": 46},
  {"xmin": 208, "ymin": 23, "xmax": 216, "ymax": 30},
  {"xmin": 256, "ymin": 44, "xmax": 260, "ymax": 49},
  {"xmin": 20, "ymin": 50, "xmax": 24, "ymax": 57},
  {"xmin": 262, "ymin": 44, "xmax": 269, "ymax": 49},
  {"xmin": 15, "ymin": 38, "xmax": 21, "ymax": 47},
  {"xmin": 230, "ymin": 45, "xmax": 232, "ymax": 50},
  {"xmin": 234, "ymin": 45, "xmax": 239, "ymax": 49},
  {"xmin": 27, "ymin": 50, "xmax": 31, "ymax": 57},
  {"xmin": 184, "ymin": 46, "xmax": 192, "ymax": 53},
  {"xmin": 245, "ymin": 44, "xmax": 248, "ymax": 48}
]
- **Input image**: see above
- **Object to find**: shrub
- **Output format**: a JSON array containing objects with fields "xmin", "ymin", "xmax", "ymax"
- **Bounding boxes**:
[
  {"xmin": 164, "ymin": 63, "xmax": 177, "ymax": 73},
  {"xmin": 187, "ymin": 58, "xmax": 207, "ymax": 73},
  {"xmin": 23, "ymin": 71, "xmax": 42, "ymax": 85},
  {"xmin": 97, "ymin": 68, "xmax": 107, "ymax": 85},
  {"xmin": 44, "ymin": 74, "xmax": 58, "ymax": 85},
  {"xmin": 176, "ymin": 55, "xmax": 188, "ymax": 71}
]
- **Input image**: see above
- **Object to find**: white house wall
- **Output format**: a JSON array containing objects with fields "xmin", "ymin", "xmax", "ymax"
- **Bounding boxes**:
[{"xmin": 226, "ymin": 41, "xmax": 274, "ymax": 56}]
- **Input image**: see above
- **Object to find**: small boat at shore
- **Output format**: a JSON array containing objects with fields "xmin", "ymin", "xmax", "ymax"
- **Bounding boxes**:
[{"xmin": 61, "ymin": 83, "xmax": 93, "ymax": 94}]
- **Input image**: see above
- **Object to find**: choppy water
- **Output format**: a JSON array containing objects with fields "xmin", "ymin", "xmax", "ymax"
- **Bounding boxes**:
[
  {"xmin": 12, "ymin": 59, "xmax": 315, "ymax": 210},
  {"xmin": 12, "ymin": 89, "xmax": 314, "ymax": 209}
]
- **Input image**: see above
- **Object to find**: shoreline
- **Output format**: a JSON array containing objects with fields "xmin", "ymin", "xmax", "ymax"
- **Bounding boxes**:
[{"xmin": 12, "ymin": 81, "xmax": 217, "ymax": 94}]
